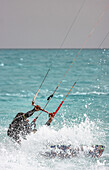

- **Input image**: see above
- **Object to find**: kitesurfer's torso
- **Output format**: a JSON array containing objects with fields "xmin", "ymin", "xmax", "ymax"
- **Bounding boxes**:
[{"xmin": 7, "ymin": 108, "xmax": 36, "ymax": 141}]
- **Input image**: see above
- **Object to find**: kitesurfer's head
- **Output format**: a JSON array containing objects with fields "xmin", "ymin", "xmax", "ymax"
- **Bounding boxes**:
[{"xmin": 15, "ymin": 112, "xmax": 23, "ymax": 119}]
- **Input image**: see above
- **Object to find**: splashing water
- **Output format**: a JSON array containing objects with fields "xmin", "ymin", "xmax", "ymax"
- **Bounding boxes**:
[{"xmin": 0, "ymin": 116, "xmax": 108, "ymax": 170}]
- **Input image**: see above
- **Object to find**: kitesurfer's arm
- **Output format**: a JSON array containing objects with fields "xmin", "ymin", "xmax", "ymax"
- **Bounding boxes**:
[
  {"xmin": 45, "ymin": 117, "xmax": 53, "ymax": 126},
  {"xmin": 45, "ymin": 114, "xmax": 54, "ymax": 126},
  {"xmin": 24, "ymin": 105, "xmax": 41, "ymax": 118}
]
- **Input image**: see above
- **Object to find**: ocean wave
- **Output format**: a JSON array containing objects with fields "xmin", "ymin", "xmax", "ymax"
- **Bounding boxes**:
[
  {"xmin": 71, "ymin": 91, "xmax": 109, "ymax": 96},
  {"xmin": 54, "ymin": 91, "xmax": 109, "ymax": 98},
  {"xmin": 1, "ymin": 92, "xmax": 34, "ymax": 98},
  {"xmin": 0, "ymin": 90, "xmax": 108, "ymax": 98}
]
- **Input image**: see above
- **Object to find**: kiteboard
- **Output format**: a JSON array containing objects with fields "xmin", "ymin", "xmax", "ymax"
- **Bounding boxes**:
[{"xmin": 42, "ymin": 144, "xmax": 105, "ymax": 158}]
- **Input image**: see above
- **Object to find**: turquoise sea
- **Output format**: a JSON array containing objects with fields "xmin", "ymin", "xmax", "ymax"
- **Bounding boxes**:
[{"xmin": 0, "ymin": 49, "xmax": 109, "ymax": 170}]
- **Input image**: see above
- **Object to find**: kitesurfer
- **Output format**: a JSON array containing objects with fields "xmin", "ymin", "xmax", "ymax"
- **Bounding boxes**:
[{"xmin": 7, "ymin": 105, "xmax": 42, "ymax": 143}]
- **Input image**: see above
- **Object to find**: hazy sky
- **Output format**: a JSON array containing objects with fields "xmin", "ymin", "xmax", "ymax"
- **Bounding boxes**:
[{"xmin": 0, "ymin": 0, "xmax": 109, "ymax": 49}]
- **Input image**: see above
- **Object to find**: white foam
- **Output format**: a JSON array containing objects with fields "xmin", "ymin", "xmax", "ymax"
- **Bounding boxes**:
[{"xmin": 0, "ymin": 117, "xmax": 106, "ymax": 170}]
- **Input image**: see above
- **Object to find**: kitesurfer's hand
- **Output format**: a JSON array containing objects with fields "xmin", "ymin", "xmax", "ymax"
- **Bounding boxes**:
[
  {"xmin": 34, "ymin": 105, "xmax": 41, "ymax": 111},
  {"xmin": 32, "ymin": 101, "xmax": 35, "ymax": 105},
  {"xmin": 49, "ymin": 112, "xmax": 55, "ymax": 118}
]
